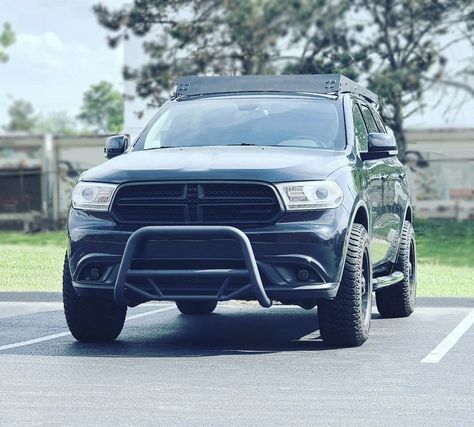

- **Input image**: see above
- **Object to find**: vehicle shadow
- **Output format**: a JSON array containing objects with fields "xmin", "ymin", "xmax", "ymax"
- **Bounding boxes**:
[{"xmin": 56, "ymin": 308, "xmax": 380, "ymax": 358}]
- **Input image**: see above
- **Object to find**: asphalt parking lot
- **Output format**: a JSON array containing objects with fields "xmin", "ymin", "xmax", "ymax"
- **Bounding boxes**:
[{"xmin": 0, "ymin": 295, "xmax": 473, "ymax": 426}]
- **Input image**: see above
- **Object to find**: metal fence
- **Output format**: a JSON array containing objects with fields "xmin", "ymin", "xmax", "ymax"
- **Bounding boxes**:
[{"xmin": 0, "ymin": 134, "xmax": 107, "ymax": 230}]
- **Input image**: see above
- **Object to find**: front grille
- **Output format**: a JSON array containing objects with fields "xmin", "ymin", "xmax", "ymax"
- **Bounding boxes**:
[{"xmin": 111, "ymin": 182, "xmax": 282, "ymax": 225}]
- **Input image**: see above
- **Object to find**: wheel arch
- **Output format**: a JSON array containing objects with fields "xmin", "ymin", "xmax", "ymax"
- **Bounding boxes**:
[
  {"xmin": 404, "ymin": 204, "xmax": 413, "ymax": 224},
  {"xmin": 353, "ymin": 204, "xmax": 369, "ymax": 232},
  {"xmin": 335, "ymin": 198, "xmax": 371, "ymax": 284},
  {"xmin": 349, "ymin": 198, "xmax": 370, "ymax": 235}
]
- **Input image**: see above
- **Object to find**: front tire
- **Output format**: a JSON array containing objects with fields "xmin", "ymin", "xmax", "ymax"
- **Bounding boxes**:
[
  {"xmin": 63, "ymin": 255, "xmax": 126, "ymax": 342},
  {"xmin": 176, "ymin": 300, "xmax": 217, "ymax": 315},
  {"xmin": 376, "ymin": 221, "xmax": 416, "ymax": 318},
  {"xmin": 318, "ymin": 223, "xmax": 372, "ymax": 347}
]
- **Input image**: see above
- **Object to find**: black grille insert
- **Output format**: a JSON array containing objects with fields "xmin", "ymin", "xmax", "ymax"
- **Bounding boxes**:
[{"xmin": 111, "ymin": 182, "xmax": 282, "ymax": 225}]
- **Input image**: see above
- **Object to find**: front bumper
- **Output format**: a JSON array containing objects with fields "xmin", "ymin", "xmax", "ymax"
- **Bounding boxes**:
[{"xmin": 68, "ymin": 208, "xmax": 348, "ymax": 307}]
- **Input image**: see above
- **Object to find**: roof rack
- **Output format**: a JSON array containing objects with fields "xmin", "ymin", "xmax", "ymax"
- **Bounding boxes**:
[{"xmin": 175, "ymin": 74, "xmax": 378, "ymax": 104}]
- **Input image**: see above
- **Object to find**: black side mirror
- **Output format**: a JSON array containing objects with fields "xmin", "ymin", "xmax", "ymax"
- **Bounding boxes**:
[
  {"xmin": 104, "ymin": 135, "xmax": 129, "ymax": 159},
  {"xmin": 362, "ymin": 133, "xmax": 398, "ymax": 159}
]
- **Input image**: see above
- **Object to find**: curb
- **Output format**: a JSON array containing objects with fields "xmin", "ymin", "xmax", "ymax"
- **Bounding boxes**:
[
  {"xmin": 416, "ymin": 297, "xmax": 474, "ymax": 308},
  {"xmin": 0, "ymin": 292, "xmax": 62, "ymax": 302}
]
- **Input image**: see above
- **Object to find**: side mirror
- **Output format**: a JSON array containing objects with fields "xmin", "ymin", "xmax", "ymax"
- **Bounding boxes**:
[
  {"xmin": 362, "ymin": 133, "xmax": 398, "ymax": 159},
  {"xmin": 104, "ymin": 135, "xmax": 129, "ymax": 159}
]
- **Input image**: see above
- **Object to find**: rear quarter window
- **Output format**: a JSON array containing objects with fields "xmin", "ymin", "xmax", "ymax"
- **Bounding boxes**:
[
  {"xmin": 359, "ymin": 104, "xmax": 378, "ymax": 134},
  {"xmin": 352, "ymin": 104, "xmax": 369, "ymax": 152},
  {"xmin": 371, "ymin": 109, "xmax": 387, "ymax": 133}
]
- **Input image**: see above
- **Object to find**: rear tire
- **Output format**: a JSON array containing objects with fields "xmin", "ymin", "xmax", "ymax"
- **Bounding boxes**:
[
  {"xmin": 376, "ymin": 221, "xmax": 416, "ymax": 318},
  {"xmin": 63, "ymin": 254, "xmax": 126, "ymax": 342},
  {"xmin": 318, "ymin": 223, "xmax": 372, "ymax": 347},
  {"xmin": 176, "ymin": 300, "xmax": 217, "ymax": 315}
]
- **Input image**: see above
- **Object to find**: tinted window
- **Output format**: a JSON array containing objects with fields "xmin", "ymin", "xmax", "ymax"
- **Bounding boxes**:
[
  {"xmin": 352, "ymin": 103, "xmax": 368, "ymax": 152},
  {"xmin": 135, "ymin": 97, "xmax": 346, "ymax": 151},
  {"xmin": 359, "ymin": 104, "xmax": 378, "ymax": 133},
  {"xmin": 371, "ymin": 109, "xmax": 386, "ymax": 133}
]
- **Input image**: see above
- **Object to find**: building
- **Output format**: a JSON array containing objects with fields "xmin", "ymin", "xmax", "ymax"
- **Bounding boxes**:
[{"xmin": 405, "ymin": 128, "xmax": 474, "ymax": 219}]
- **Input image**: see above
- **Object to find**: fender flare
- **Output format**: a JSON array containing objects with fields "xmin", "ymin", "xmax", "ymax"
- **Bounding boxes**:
[
  {"xmin": 403, "ymin": 202, "xmax": 413, "ymax": 224},
  {"xmin": 336, "ymin": 197, "xmax": 371, "ymax": 283},
  {"xmin": 347, "ymin": 197, "xmax": 371, "ymax": 236}
]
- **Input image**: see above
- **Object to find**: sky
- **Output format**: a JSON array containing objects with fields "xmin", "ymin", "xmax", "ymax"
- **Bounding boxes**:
[
  {"xmin": 0, "ymin": 0, "xmax": 127, "ymax": 129},
  {"xmin": 0, "ymin": 0, "xmax": 472, "ymax": 132}
]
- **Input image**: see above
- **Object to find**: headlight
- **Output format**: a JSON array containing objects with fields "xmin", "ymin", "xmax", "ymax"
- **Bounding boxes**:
[
  {"xmin": 72, "ymin": 182, "xmax": 118, "ymax": 211},
  {"xmin": 275, "ymin": 181, "xmax": 343, "ymax": 210}
]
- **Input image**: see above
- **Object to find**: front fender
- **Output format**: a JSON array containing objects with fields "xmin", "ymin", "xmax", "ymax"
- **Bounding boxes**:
[{"xmin": 329, "ymin": 165, "xmax": 371, "ymax": 282}]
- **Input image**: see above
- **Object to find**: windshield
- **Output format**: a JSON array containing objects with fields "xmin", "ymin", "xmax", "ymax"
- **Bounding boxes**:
[{"xmin": 135, "ymin": 96, "xmax": 345, "ymax": 151}]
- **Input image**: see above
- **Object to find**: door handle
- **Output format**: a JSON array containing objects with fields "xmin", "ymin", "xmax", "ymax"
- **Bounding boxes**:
[
  {"xmin": 380, "ymin": 174, "xmax": 389, "ymax": 180},
  {"xmin": 398, "ymin": 172, "xmax": 406, "ymax": 179}
]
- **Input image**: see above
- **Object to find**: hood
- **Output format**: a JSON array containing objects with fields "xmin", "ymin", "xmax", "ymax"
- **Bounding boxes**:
[{"xmin": 81, "ymin": 146, "xmax": 349, "ymax": 184}]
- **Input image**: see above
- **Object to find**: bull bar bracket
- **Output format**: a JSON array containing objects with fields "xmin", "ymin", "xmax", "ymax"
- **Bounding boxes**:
[{"xmin": 114, "ymin": 225, "xmax": 272, "ymax": 308}]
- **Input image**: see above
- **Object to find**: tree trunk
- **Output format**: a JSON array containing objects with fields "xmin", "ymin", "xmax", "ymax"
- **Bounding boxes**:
[
  {"xmin": 392, "ymin": 123, "xmax": 406, "ymax": 162},
  {"xmin": 391, "ymin": 95, "xmax": 406, "ymax": 162}
]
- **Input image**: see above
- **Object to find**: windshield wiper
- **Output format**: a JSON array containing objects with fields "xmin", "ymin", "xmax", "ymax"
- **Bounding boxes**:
[
  {"xmin": 146, "ymin": 144, "xmax": 257, "ymax": 150},
  {"xmin": 145, "ymin": 146, "xmax": 176, "ymax": 150}
]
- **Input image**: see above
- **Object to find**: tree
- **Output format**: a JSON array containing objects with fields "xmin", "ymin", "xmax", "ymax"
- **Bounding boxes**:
[
  {"xmin": 78, "ymin": 81, "xmax": 124, "ymax": 133},
  {"xmin": 3, "ymin": 99, "xmax": 36, "ymax": 133},
  {"xmin": 422, "ymin": 2, "xmax": 474, "ymax": 98},
  {"xmin": 0, "ymin": 22, "xmax": 15, "ymax": 63},
  {"xmin": 93, "ymin": 0, "xmax": 356, "ymax": 105},
  {"xmin": 94, "ymin": 0, "xmax": 472, "ymax": 158},
  {"xmin": 282, "ymin": 0, "xmax": 370, "ymax": 79},
  {"xmin": 4, "ymin": 100, "xmax": 79, "ymax": 136},
  {"xmin": 353, "ymin": 0, "xmax": 472, "ymax": 159},
  {"xmin": 35, "ymin": 111, "xmax": 78, "ymax": 136}
]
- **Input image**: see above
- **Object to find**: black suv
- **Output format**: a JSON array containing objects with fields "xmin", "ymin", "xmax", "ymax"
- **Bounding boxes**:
[{"xmin": 64, "ymin": 74, "xmax": 416, "ymax": 347}]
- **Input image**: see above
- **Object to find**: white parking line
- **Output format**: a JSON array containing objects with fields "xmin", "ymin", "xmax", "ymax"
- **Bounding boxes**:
[
  {"xmin": 0, "ymin": 305, "xmax": 176, "ymax": 352},
  {"xmin": 297, "ymin": 330, "xmax": 320, "ymax": 341},
  {"xmin": 0, "ymin": 331, "xmax": 71, "ymax": 352},
  {"xmin": 421, "ymin": 308, "xmax": 474, "ymax": 364},
  {"xmin": 126, "ymin": 305, "xmax": 176, "ymax": 320},
  {"xmin": 0, "ymin": 302, "xmax": 63, "ymax": 320}
]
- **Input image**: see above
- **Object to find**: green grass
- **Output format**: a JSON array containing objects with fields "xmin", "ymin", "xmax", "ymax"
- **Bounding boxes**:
[
  {"xmin": 0, "ymin": 231, "xmax": 66, "ymax": 292},
  {"xmin": 0, "ymin": 221, "xmax": 472, "ymax": 296},
  {"xmin": 0, "ymin": 245, "xmax": 64, "ymax": 292},
  {"xmin": 0, "ymin": 231, "xmax": 66, "ymax": 247},
  {"xmin": 414, "ymin": 219, "xmax": 473, "ymax": 297}
]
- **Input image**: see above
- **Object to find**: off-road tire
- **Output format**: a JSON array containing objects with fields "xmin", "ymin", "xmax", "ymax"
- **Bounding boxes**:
[
  {"xmin": 63, "ymin": 254, "xmax": 126, "ymax": 342},
  {"xmin": 176, "ymin": 300, "xmax": 217, "ymax": 315},
  {"xmin": 318, "ymin": 223, "xmax": 372, "ymax": 347},
  {"xmin": 376, "ymin": 221, "xmax": 416, "ymax": 318}
]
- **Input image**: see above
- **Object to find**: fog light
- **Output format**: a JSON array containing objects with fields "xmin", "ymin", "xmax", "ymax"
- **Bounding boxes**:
[
  {"xmin": 90, "ymin": 268, "xmax": 100, "ymax": 281},
  {"xmin": 297, "ymin": 269, "xmax": 309, "ymax": 281}
]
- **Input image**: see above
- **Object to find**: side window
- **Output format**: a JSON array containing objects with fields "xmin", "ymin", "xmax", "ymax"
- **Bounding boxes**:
[
  {"xmin": 359, "ymin": 104, "xmax": 378, "ymax": 134},
  {"xmin": 371, "ymin": 109, "xmax": 387, "ymax": 133},
  {"xmin": 352, "ymin": 103, "xmax": 368, "ymax": 152}
]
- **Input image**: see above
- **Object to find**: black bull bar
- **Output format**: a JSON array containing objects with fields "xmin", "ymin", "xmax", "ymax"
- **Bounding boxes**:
[{"xmin": 114, "ymin": 226, "xmax": 272, "ymax": 308}]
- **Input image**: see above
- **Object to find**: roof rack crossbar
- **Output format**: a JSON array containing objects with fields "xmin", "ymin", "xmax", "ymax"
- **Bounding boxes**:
[{"xmin": 175, "ymin": 74, "xmax": 378, "ymax": 104}]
